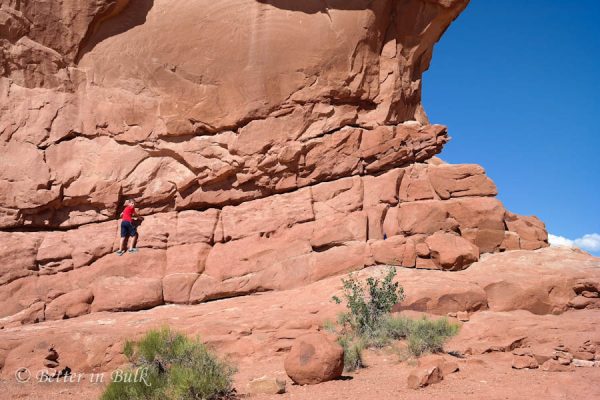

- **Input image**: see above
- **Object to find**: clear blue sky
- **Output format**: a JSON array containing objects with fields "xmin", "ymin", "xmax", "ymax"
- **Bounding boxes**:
[{"xmin": 423, "ymin": 0, "xmax": 600, "ymax": 255}]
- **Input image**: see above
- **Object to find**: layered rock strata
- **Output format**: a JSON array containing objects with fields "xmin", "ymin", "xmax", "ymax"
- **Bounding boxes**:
[
  {"xmin": 1, "ymin": 248, "xmax": 598, "ymax": 377},
  {"xmin": 0, "ymin": 0, "xmax": 548, "ymax": 328},
  {"xmin": 1, "ymin": 0, "xmax": 471, "ymax": 228},
  {"xmin": 0, "ymin": 160, "xmax": 547, "ymax": 327}
]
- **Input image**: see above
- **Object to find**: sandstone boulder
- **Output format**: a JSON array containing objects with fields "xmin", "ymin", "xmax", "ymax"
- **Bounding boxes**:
[
  {"xmin": 0, "ymin": 232, "xmax": 42, "ymax": 286},
  {"xmin": 505, "ymin": 212, "xmax": 548, "ymax": 250},
  {"xmin": 396, "ymin": 201, "xmax": 457, "ymax": 235},
  {"xmin": 425, "ymin": 232, "xmax": 480, "ymax": 270},
  {"xmin": 512, "ymin": 355, "xmax": 539, "ymax": 369},
  {"xmin": 166, "ymin": 243, "xmax": 211, "ymax": 275},
  {"xmin": 417, "ymin": 354, "xmax": 460, "ymax": 376},
  {"xmin": 370, "ymin": 236, "xmax": 416, "ymax": 268},
  {"xmin": 399, "ymin": 164, "xmax": 436, "ymax": 201},
  {"xmin": 541, "ymin": 359, "xmax": 575, "ymax": 372},
  {"xmin": 162, "ymin": 273, "xmax": 199, "ymax": 304},
  {"xmin": 428, "ymin": 164, "xmax": 497, "ymax": 199},
  {"xmin": 407, "ymin": 366, "xmax": 443, "ymax": 389},
  {"xmin": 247, "ymin": 376, "xmax": 286, "ymax": 395},
  {"xmin": 284, "ymin": 333, "xmax": 344, "ymax": 385}
]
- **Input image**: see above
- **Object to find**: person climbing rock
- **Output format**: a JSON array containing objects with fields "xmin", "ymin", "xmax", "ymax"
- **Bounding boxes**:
[{"xmin": 116, "ymin": 199, "xmax": 140, "ymax": 256}]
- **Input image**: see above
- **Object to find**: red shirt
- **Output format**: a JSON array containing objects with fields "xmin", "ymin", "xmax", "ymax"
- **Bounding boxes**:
[{"xmin": 122, "ymin": 205, "xmax": 135, "ymax": 222}]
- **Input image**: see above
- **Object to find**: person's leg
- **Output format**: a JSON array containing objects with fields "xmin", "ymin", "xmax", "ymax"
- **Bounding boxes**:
[
  {"xmin": 119, "ymin": 236, "xmax": 127, "ymax": 252},
  {"xmin": 129, "ymin": 234, "xmax": 138, "ymax": 250},
  {"xmin": 127, "ymin": 223, "xmax": 138, "ymax": 252},
  {"xmin": 116, "ymin": 222, "xmax": 127, "ymax": 255}
]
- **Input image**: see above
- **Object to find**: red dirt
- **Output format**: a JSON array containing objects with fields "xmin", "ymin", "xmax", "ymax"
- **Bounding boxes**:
[{"xmin": 3, "ymin": 339, "xmax": 600, "ymax": 400}]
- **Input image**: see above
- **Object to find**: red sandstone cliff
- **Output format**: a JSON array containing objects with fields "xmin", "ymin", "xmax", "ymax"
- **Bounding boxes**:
[
  {"xmin": 0, "ymin": 0, "xmax": 549, "ymax": 329},
  {"xmin": 4, "ymin": 5, "xmax": 600, "ymax": 398}
]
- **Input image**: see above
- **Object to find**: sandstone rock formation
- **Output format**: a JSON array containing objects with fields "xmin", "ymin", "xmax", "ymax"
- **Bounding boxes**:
[
  {"xmin": 1, "ymin": 247, "xmax": 597, "ymax": 379},
  {"xmin": 0, "ymin": 0, "xmax": 548, "ymax": 327},
  {"xmin": 0, "ymin": 160, "xmax": 549, "ymax": 327},
  {"xmin": 1, "ymin": 0, "xmax": 473, "ymax": 228},
  {"xmin": 2, "ymin": 4, "xmax": 599, "ymax": 400},
  {"xmin": 407, "ymin": 365, "xmax": 444, "ymax": 389},
  {"xmin": 0, "ymin": 0, "xmax": 553, "ymax": 365}
]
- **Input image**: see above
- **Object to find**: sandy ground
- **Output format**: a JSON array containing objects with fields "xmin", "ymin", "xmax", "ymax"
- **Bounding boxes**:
[{"xmin": 4, "ymin": 348, "xmax": 599, "ymax": 400}]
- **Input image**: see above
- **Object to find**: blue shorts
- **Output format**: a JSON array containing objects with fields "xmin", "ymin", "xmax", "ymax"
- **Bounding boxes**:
[{"xmin": 120, "ymin": 221, "xmax": 137, "ymax": 238}]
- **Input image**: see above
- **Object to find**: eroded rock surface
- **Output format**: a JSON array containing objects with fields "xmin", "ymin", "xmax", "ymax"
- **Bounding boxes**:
[
  {"xmin": 1, "ymin": 0, "xmax": 471, "ymax": 228},
  {"xmin": 0, "ymin": 161, "xmax": 551, "ymax": 327},
  {"xmin": 0, "ymin": 248, "xmax": 598, "ymax": 379},
  {"xmin": 0, "ymin": 0, "xmax": 550, "ymax": 328},
  {"xmin": 3, "ymin": 5, "xmax": 599, "ymax": 399}
]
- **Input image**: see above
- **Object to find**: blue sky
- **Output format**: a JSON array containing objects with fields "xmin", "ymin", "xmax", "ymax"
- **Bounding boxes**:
[{"xmin": 423, "ymin": 0, "xmax": 600, "ymax": 256}]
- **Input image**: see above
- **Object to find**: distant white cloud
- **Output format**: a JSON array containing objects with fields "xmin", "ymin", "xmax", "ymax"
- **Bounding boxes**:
[
  {"xmin": 574, "ymin": 233, "xmax": 600, "ymax": 252},
  {"xmin": 548, "ymin": 234, "xmax": 574, "ymax": 248},
  {"xmin": 549, "ymin": 233, "xmax": 600, "ymax": 253}
]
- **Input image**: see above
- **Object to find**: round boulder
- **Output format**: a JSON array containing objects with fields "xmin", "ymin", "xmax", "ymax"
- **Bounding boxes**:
[{"xmin": 284, "ymin": 333, "xmax": 344, "ymax": 385}]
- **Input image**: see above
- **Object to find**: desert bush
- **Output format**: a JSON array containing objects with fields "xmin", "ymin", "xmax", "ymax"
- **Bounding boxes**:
[
  {"xmin": 379, "ymin": 315, "xmax": 412, "ymax": 339},
  {"xmin": 375, "ymin": 314, "xmax": 459, "ymax": 356},
  {"xmin": 330, "ymin": 268, "xmax": 459, "ymax": 366},
  {"xmin": 101, "ymin": 327, "xmax": 235, "ymax": 400},
  {"xmin": 404, "ymin": 316, "xmax": 459, "ymax": 356},
  {"xmin": 332, "ymin": 267, "xmax": 404, "ymax": 335},
  {"xmin": 337, "ymin": 334, "xmax": 366, "ymax": 372}
]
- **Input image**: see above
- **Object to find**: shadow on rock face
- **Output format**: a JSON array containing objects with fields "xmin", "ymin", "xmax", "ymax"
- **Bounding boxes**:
[
  {"xmin": 256, "ymin": 0, "xmax": 372, "ymax": 13},
  {"xmin": 76, "ymin": 0, "xmax": 155, "ymax": 63}
]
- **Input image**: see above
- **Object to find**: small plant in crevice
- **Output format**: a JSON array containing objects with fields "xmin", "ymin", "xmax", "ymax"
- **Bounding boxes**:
[{"xmin": 321, "ymin": 319, "xmax": 337, "ymax": 333}]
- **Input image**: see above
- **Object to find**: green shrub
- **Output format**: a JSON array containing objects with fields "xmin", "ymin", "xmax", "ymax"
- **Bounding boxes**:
[
  {"xmin": 379, "ymin": 315, "xmax": 412, "ymax": 340},
  {"xmin": 378, "ymin": 315, "xmax": 459, "ymax": 357},
  {"xmin": 404, "ymin": 316, "xmax": 459, "ymax": 356},
  {"xmin": 330, "ymin": 268, "xmax": 460, "ymax": 364},
  {"xmin": 359, "ymin": 316, "xmax": 411, "ymax": 348},
  {"xmin": 332, "ymin": 267, "xmax": 404, "ymax": 335},
  {"xmin": 322, "ymin": 319, "xmax": 337, "ymax": 333},
  {"xmin": 101, "ymin": 327, "xmax": 235, "ymax": 400},
  {"xmin": 337, "ymin": 334, "xmax": 366, "ymax": 372}
]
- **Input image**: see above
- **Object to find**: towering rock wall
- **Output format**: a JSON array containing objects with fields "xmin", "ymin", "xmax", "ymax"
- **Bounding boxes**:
[
  {"xmin": 1, "ymin": 0, "xmax": 470, "ymax": 227},
  {"xmin": 0, "ymin": 0, "xmax": 547, "ymax": 327}
]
